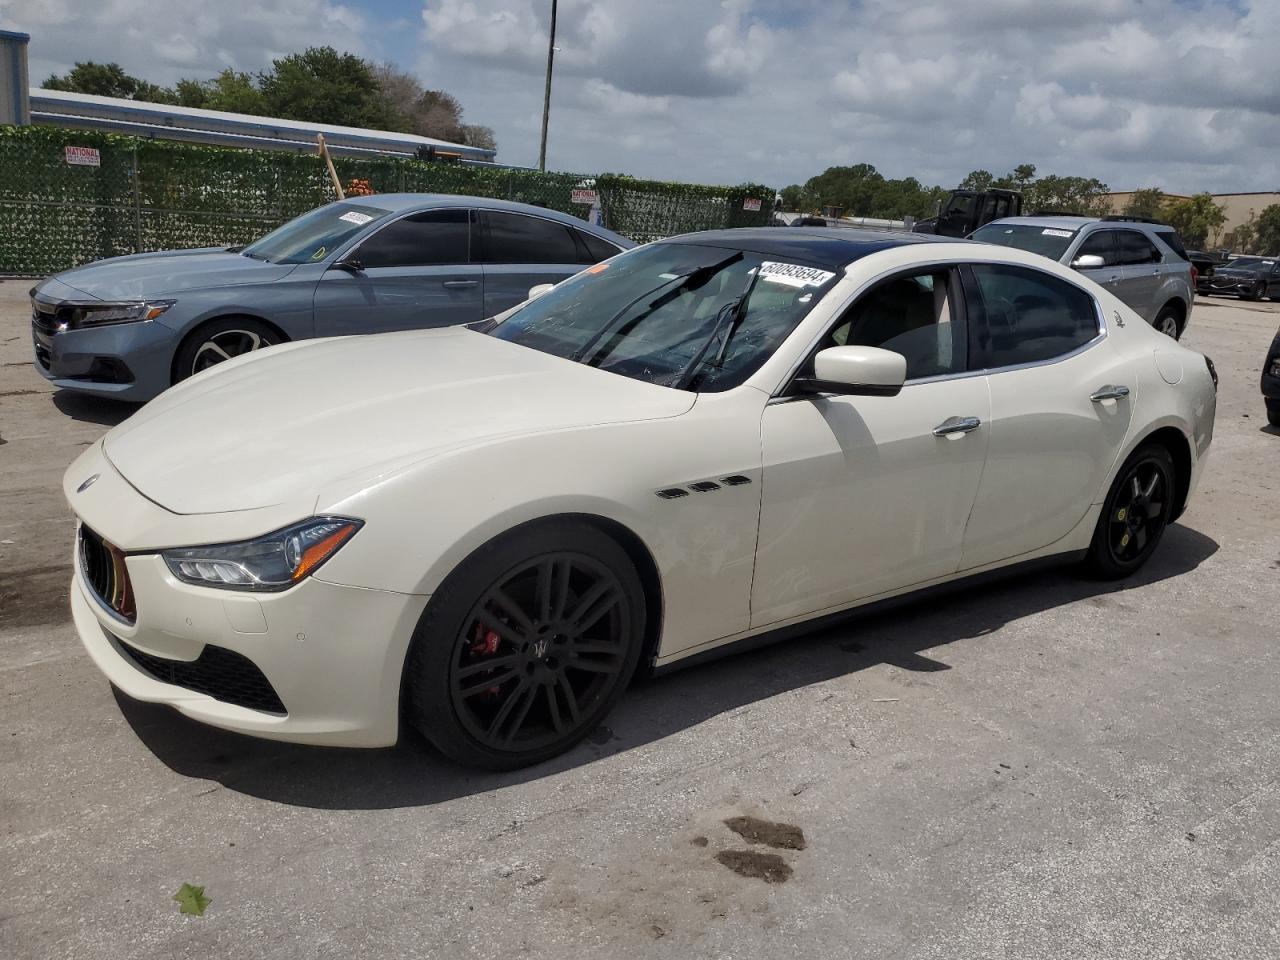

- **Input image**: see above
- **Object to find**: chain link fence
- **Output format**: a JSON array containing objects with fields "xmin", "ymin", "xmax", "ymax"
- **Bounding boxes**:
[{"xmin": 0, "ymin": 126, "xmax": 776, "ymax": 277}]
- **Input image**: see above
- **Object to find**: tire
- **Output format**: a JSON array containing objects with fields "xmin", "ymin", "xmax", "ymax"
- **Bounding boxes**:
[
  {"xmin": 1084, "ymin": 443, "xmax": 1176, "ymax": 580},
  {"xmin": 1153, "ymin": 307, "xmax": 1181, "ymax": 339},
  {"xmin": 172, "ymin": 317, "xmax": 280, "ymax": 384},
  {"xmin": 404, "ymin": 519, "xmax": 646, "ymax": 770},
  {"xmin": 1268, "ymin": 399, "xmax": 1280, "ymax": 428},
  {"xmin": 1244, "ymin": 281, "xmax": 1266, "ymax": 302}
]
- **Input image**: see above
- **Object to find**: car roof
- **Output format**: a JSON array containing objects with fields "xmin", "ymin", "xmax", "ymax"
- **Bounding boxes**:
[
  {"xmin": 340, "ymin": 193, "xmax": 633, "ymax": 245},
  {"xmin": 661, "ymin": 227, "xmax": 955, "ymax": 271},
  {"xmin": 985, "ymin": 215, "xmax": 1178, "ymax": 235},
  {"xmin": 983, "ymin": 215, "xmax": 1096, "ymax": 231}
]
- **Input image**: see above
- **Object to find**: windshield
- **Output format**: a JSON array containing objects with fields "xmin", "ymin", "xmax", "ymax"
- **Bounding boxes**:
[
  {"xmin": 483, "ymin": 242, "xmax": 838, "ymax": 392},
  {"xmin": 970, "ymin": 222, "xmax": 1078, "ymax": 261},
  {"xmin": 1224, "ymin": 257, "xmax": 1268, "ymax": 272},
  {"xmin": 241, "ymin": 202, "xmax": 391, "ymax": 264}
]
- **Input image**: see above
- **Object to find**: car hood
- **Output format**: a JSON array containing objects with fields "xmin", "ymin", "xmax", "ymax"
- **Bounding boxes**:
[
  {"xmin": 42, "ymin": 248, "xmax": 297, "ymax": 300},
  {"xmin": 1212, "ymin": 267, "xmax": 1262, "ymax": 278},
  {"xmin": 101, "ymin": 327, "xmax": 697, "ymax": 515}
]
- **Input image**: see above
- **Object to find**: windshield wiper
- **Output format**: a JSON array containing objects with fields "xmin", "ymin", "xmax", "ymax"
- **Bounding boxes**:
[
  {"xmin": 240, "ymin": 249, "xmax": 270, "ymax": 261},
  {"xmin": 671, "ymin": 264, "xmax": 763, "ymax": 391},
  {"xmin": 573, "ymin": 252, "xmax": 743, "ymax": 367}
]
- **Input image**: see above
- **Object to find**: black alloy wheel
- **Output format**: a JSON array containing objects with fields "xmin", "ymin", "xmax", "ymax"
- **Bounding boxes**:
[
  {"xmin": 405, "ymin": 520, "xmax": 645, "ymax": 770},
  {"xmin": 1086, "ymin": 443, "xmax": 1175, "ymax": 579},
  {"xmin": 449, "ymin": 554, "xmax": 630, "ymax": 752}
]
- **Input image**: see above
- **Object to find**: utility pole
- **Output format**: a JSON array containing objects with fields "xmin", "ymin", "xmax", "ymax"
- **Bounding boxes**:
[{"xmin": 538, "ymin": 0, "xmax": 558, "ymax": 171}]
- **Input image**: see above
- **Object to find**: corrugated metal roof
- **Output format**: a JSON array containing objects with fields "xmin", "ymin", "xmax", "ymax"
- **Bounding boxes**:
[{"xmin": 30, "ymin": 87, "xmax": 496, "ymax": 162}]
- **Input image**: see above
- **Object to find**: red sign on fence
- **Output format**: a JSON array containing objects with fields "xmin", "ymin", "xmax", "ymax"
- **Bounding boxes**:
[
  {"xmin": 64, "ymin": 146, "xmax": 101, "ymax": 167},
  {"xmin": 571, "ymin": 188, "xmax": 598, "ymax": 205},
  {"xmin": 742, "ymin": 197, "xmax": 762, "ymax": 212}
]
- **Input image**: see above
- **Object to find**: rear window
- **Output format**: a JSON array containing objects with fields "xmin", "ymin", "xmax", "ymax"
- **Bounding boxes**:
[
  {"xmin": 970, "ymin": 223, "xmax": 1078, "ymax": 262},
  {"xmin": 1153, "ymin": 228, "xmax": 1188, "ymax": 261}
]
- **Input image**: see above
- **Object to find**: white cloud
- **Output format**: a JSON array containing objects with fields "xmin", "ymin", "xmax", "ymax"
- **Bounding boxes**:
[
  {"xmin": 2, "ymin": 0, "xmax": 372, "ymax": 83},
  {"xmin": 3, "ymin": 0, "xmax": 1279, "ymax": 194}
]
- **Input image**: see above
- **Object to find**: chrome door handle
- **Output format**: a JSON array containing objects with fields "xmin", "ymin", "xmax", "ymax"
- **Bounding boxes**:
[
  {"xmin": 441, "ymin": 279, "xmax": 479, "ymax": 289},
  {"xmin": 1090, "ymin": 385, "xmax": 1130, "ymax": 402},
  {"xmin": 932, "ymin": 416, "xmax": 982, "ymax": 437}
]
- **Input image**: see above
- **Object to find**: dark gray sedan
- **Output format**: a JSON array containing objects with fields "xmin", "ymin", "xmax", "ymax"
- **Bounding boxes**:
[{"xmin": 31, "ymin": 195, "xmax": 632, "ymax": 402}]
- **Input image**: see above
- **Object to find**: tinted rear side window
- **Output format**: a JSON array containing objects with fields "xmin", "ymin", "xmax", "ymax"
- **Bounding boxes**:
[
  {"xmin": 1118, "ymin": 231, "xmax": 1162, "ymax": 265},
  {"xmin": 1075, "ymin": 230, "xmax": 1121, "ymax": 266},
  {"xmin": 969, "ymin": 264, "xmax": 1099, "ymax": 368},
  {"xmin": 481, "ymin": 211, "xmax": 581, "ymax": 264},
  {"xmin": 1154, "ymin": 229, "xmax": 1188, "ymax": 261},
  {"xmin": 576, "ymin": 228, "xmax": 622, "ymax": 263},
  {"xmin": 358, "ymin": 209, "xmax": 470, "ymax": 267}
]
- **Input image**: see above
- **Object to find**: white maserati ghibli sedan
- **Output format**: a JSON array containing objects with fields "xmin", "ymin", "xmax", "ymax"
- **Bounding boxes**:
[{"xmin": 64, "ymin": 228, "xmax": 1217, "ymax": 769}]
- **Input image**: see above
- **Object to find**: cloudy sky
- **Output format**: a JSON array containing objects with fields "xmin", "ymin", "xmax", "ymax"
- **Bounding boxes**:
[{"xmin": 4, "ymin": 0, "xmax": 1279, "ymax": 193}]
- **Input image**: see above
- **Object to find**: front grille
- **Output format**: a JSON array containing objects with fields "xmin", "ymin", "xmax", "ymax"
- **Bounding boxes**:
[
  {"xmin": 78, "ymin": 525, "xmax": 136, "ymax": 624},
  {"xmin": 115, "ymin": 637, "xmax": 287, "ymax": 714},
  {"xmin": 31, "ymin": 299, "xmax": 63, "ymax": 334}
]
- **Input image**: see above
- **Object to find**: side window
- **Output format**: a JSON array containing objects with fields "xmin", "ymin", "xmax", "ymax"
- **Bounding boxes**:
[
  {"xmin": 1075, "ymin": 230, "xmax": 1120, "ymax": 266},
  {"xmin": 357, "ymin": 209, "xmax": 469, "ymax": 268},
  {"xmin": 823, "ymin": 269, "xmax": 966, "ymax": 380},
  {"xmin": 969, "ymin": 264, "xmax": 1099, "ymax": 368},
  {"xmin": 575, "ymin": 228, "xmax": 621, "ymax": 264},
  {"xmin": 480, "ymin": 211, "xmax": 581, "ymax": 264},
  {"xmin": 1118, "ymin": 231, "xmax": 1162, "ymax": 265}
]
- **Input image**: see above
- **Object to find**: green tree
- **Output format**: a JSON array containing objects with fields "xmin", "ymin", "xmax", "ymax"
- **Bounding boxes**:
[
  {"xmin": 1164, "ymin": 193, "xmax": 1227, "ymax": 248},
  {"xmin": 1221, "ymin": 217, "xmax": 1257, "ymax": 255},
  {"xmin": 778, "ymin": 184, "xmax": 811, "ymax": 211},
  {"xmin": 259, "ymin": 46, "xmax": 400, "ymax": 129},
  {"xmin": 1123, "ymin": 188, "xmax": 1166, "ymax": 220},
  {"xmin": 171, "ymin": 70, "xmax": 269, "ymax": 114},
  {"xmin": 958, "ymin": 169, "xmax": 995, "ymax": 192},
  {"xmin": 1023, "ymin": 174, "xmax": 1111, "ymax": 216},
  {"xmin": 461, "ymin": 124, "xmax": 497, "ymax": 151},
  {"xmin": 43, "ymin": 61, "xmax": 175, "ymax": 102},
  {"xmin": 1253, "ymin": 204, "xmax": 1280, "ymax": 255}
]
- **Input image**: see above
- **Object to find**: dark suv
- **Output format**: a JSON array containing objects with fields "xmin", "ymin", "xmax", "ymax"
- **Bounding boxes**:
[{"xmin": 971, "ymin": 215, "xmax": 1195, "ymax": 339}]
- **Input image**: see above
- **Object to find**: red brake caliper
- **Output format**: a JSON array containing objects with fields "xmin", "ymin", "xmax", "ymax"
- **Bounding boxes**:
[{"xmin": 468, "ymin": 623, "xmax": 504, "ymax": 698}]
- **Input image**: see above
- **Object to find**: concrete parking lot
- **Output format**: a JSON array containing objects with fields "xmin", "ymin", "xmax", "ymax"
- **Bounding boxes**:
[{"xmin": 1, "ymin": 280, "xmax": 1278, "ymax": 960}]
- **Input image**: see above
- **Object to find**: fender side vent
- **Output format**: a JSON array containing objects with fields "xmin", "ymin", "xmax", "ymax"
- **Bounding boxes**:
[
  {"xmin": 655, "ymin": 487, "xmax": 690, "ymax": 500},
  {"xmin": 720, "ymin": 475, "xmax": 752, "ymax": 486},
  {"xmin": 689, "ymin": 481, "xmax": 721, "ymax": 493}
]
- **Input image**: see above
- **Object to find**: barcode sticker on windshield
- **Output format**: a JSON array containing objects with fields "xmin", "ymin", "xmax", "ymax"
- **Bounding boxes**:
[
  {"xmin": 1042, "ymin": 228, "xmax": 1074, "ymax": 238},
  {"xmin": 758, "ymin": 261, "xmax": 836, "ymax": 288},
  {"xmin": 339, "ymin": 211, "xmax": 374, "ymax": 225}
]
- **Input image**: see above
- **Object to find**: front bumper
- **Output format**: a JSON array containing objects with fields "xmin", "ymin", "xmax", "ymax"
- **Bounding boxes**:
[
  {"xmin": 1203, "ymin": 278, "xmax": 1257, "ymax": 296},
  {"xmin": 66, "ymin": 450, "xmax": 429, "ymax": 747},
  {"xmin": 31, "ymin": 302, "xmax": 178, "ymax": 402},
  {"xmin": 1263, "ymin": 334, "xmax": 1280, "ymax": 401}
]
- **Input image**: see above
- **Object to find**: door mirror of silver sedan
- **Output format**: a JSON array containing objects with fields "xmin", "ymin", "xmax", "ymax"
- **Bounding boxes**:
[
  {"xmin": 1071, "ymin": 254, "xmax": 1105, "ymax": 270},
  {"xmin": 331, "ymin": 255, "xmax": 364, "ymax": 274},
  {"xmin": 527, "ymin": 283, "xmax": 556, "ymax": 301},
  {"xmin": 796, "ymin": 346, "xmax": 907, "ymax": 397}
]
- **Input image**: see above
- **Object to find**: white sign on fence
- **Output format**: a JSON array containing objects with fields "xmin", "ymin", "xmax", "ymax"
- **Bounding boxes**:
[
  {"xmin": 65, "ymin": 146, "xmax": 101, "ymax": 167},
  {"xmin": 571, "ymin": 188, "xmax": 598, "ymax": 205},
  {"xmin": 742, "ymin": 197, "xmax": 762, "ymax": 212}
]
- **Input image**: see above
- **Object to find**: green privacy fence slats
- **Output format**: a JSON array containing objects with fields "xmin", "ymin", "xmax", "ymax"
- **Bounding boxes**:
[{"xmin": 0, "ymin": 126, "xmax": 775, "ymax": 277}]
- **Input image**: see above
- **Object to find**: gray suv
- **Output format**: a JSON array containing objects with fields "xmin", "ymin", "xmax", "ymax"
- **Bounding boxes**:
[{"xmin": 970, "ymin": 215, "xmax": 1194, "ymax": 339}]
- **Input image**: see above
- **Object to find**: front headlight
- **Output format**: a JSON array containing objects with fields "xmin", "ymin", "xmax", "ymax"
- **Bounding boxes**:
[
  {"xmin": 69, "ymin": 300, "xmax": 176, "ymax": 329},
  {"xmin": 162, "ymin": 517, "xmax": 362, "ymax": 591}
]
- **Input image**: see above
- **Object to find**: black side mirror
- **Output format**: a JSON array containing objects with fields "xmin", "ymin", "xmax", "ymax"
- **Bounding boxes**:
[{"xmin": 332, "ymin": 255, "xmax": 364, "ymax": 274}]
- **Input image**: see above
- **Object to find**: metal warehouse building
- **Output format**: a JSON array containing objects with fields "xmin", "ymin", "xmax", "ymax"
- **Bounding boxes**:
[{"xmin": 27, "ymin": 88, "xmax": 496, "ymax": 162}]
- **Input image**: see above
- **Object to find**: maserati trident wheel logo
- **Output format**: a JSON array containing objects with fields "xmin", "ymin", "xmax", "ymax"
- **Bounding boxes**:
[
  {"xmin": 531, "ymin": 637, "xmax": 549, "ymax": 660},
  {"xmin": 77, "ymin": 474, "xmax": 100, "ymax": 493}
]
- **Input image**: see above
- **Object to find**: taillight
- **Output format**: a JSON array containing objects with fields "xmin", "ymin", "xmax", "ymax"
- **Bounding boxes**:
[{"xmin": 1190, "ymin": 265, "xmax": 1199, "ymax": 289}]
